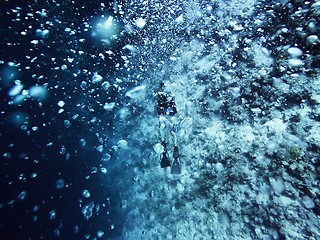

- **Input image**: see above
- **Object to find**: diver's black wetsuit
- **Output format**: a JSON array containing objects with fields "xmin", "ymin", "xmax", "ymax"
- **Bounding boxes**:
[{"xmin": 157, "ymin": 92, "xmax": 177, "ymax": 116}]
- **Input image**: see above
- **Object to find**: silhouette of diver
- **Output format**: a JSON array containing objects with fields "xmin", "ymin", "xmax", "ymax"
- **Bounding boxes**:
[{"xmin": 156, "ymin": 82, "xmax": 181, "ymax": 174}]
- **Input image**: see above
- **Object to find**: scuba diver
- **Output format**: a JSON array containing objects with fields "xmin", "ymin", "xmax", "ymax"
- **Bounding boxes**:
[{"xmin": 156, "ymin": 82, "xmax": 181, "ymax": 174}]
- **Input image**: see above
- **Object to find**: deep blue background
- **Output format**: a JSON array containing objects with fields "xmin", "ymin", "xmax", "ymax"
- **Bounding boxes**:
[{"xmin": 0, "ymin": 0, "xmax": 129, "ymax": 239}]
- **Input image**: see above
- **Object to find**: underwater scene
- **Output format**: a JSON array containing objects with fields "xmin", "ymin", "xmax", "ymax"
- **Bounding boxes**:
[{"xmin": 1, "ymin": 0, "xmax": 320, "ymax": 239}]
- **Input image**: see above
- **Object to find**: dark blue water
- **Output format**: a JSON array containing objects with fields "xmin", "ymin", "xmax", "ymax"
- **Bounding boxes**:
[{"xmin": 1, "ymin": 0, "xmax": 127, "ymax": 239}]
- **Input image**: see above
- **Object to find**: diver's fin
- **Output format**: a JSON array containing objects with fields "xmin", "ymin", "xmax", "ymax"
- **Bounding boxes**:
[
  {"xmin": 160, "ymin": 155, "xmax": 171, "ymax": 168},
  {"xmin": 171, "ymin": 158, "xmax": 181, "ymax": 174},
  {"xmin": 173, "ymin": 145, "xmax": 179, "ymax": 159},
  {"xmin": 161, "ymin": 151, "xmax": 171, "ymax": 168},
  {"xmin": 171, "ymin": 146, "xmax": 181, "ymax": 174}
]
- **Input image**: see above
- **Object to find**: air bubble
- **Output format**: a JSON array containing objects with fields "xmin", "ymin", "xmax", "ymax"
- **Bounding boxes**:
[
  {"xmin": 49, "ymin": 210, "xmax": 56, "ymax": 220},
  {"xmin": 17, "ymin": 191, "xmax": 27, "ymax": 201},
  {"xmin": 55, "ymin": 178, "xmax": 65, "ymax": 189},
  {"xmin": 82, "ymin": 190, "xmax": 91, "ymax": 198}
]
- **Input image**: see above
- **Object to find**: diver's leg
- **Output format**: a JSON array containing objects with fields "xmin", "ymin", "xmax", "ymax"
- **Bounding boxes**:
[
  {"xmin": 159, "ymin": 123, "xmax": 166, "ymax": 142},
  {"xmin": 170, "ymin": 130, "xmax": 181, "ymax": 174},
  {"xmin": 170, "ymin": 130, "xmax": 179, "ymax": 159},
  {"xmin": 159, "ymin": 121, "xmax": 171, "ymax": 168},
  {"xmin": 171, "ymin": 130, "xmax": 177, "ymax": 146}
]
